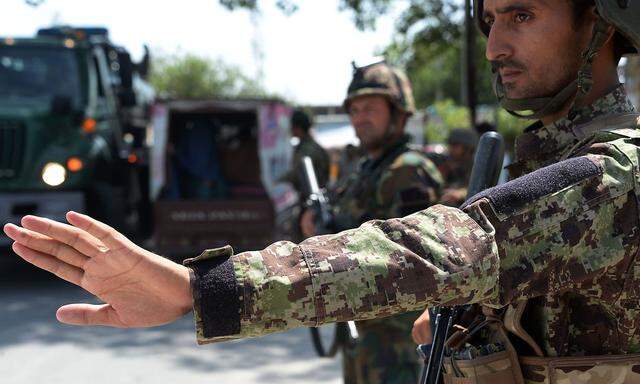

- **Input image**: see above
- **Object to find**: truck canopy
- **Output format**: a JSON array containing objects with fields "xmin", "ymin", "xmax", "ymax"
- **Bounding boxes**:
[{"xmin": 150, "ymin": 98, "xmax": 297, "ymax": 257}]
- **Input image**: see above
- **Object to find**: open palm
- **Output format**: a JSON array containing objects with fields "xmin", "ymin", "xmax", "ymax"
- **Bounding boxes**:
[{"xmin": 3, "ymin": 212, "xmax": 192, "ymax": 328}]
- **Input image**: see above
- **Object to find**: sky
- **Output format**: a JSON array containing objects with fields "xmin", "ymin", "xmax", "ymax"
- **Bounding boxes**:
[{"xmin": 1, "ymin": 0, "xmax": 400, "ymax": 105}]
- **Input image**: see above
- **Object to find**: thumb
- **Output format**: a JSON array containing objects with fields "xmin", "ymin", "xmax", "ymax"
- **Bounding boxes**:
[{"xmin": 56, "ymin": 303, "xmax": 123, "ymax": 327}]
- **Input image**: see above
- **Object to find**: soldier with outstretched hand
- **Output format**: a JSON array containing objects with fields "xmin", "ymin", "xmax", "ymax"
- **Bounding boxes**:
[{"xmin": 5, "ymin": 0, "xmax": 640, "ymax": 382}]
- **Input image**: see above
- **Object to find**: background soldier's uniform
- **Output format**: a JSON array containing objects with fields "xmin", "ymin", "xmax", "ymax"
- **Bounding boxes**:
[
  {"xmin": 185, "ymin": 86, "xmax": 640, "ymax": 382},
  {"xmin": 280, "ymin": 134, "xmax": 330, "ymax": 199},
  {"xmin": 438, "ymin": 128, "xmax": 478, "ymax": 206},
  {"xmin": 179, "ymin": 2, "xmax": 640, "ymax": 383},
  {"xmin": 329, "ymin": 134, "xmax": 442, "ymax": 384}
]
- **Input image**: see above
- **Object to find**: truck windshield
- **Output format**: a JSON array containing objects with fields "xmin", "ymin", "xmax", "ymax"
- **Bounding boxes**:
[{"xmin": 0, "ymin": 46, "xmax": 82, "ymax": 108}]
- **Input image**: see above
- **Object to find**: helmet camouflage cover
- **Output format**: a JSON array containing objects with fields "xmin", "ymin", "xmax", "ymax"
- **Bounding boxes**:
[{"xmin": 344, "ymin": 61, "xmax": 416, "ymax": 116}]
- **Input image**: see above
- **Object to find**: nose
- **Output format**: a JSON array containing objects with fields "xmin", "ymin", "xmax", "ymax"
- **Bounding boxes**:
[{"xmin": 485, "ymin": 22, "xmax": 514, "ymax": 62}]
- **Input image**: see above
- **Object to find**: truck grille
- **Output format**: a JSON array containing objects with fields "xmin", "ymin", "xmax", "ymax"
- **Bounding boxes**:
[{"xmin": 0, "ymin": 120, "xmax": 25, "ymax": 179}]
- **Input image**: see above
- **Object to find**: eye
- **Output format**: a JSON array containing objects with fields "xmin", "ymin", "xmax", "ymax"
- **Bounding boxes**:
[
  {"xmin": 483, "ymin": 16, "xmax": 495, "ymax": 27},
  {"xmin": 514, "ymin": 13, "xmax": 531, "ymax": 23}
]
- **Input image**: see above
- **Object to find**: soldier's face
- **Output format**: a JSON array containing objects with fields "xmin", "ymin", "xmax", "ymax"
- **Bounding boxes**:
[
  {"xmin": 348, "ymin": 95, "xmax": 393, "ymax": 152},
  {"xmin": 483, "ymin": 0, "xmax": 594, "ymax": 100}
]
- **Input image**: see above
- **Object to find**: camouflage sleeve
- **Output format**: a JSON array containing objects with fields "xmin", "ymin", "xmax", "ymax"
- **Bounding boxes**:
[
  {"xmin": 185, "ymin": 139, "xmax": 638, "ymax": 344},
  {"xmin": 377, "ymin": 154, "xmax": 443, "ymax": 218}
]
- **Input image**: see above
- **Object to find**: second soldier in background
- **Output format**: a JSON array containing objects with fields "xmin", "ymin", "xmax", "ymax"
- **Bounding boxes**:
[{"xmin": 301, "ymin": 61, "xmax": 443, "ymax": 384}]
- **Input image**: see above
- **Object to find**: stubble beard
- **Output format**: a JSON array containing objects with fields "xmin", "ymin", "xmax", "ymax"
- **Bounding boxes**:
[
  {"xmin": 359, "ymin": 123, "xmax": 397, "ymax": 153},
  {"xmin": 504, "ymin": 41, "xmax": 583, "ymax": 101}
]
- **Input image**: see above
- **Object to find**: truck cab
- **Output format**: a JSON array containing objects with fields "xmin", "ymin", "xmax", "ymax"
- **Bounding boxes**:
[{"xmin": 0, "ymin": 27, "xmax": 152, "ymax": 245}]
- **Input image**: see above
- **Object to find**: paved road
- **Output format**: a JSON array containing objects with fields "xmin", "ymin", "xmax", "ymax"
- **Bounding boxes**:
[{"xmin": 0, "ymin": 261, "xmax": 342, "ymax": 384}]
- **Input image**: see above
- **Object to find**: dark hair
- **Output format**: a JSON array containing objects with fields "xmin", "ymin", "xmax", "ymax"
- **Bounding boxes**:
[
  {"xmin": 291, "ymin": 109, "xmax": 313, "ymax": 132},
  {"xmin": 570, "ymin": 0, "xmax": 626, "ymax": 62},
  {"xmin": 569, "ymin": 0, "xmax": 594, "ymax": 23}
]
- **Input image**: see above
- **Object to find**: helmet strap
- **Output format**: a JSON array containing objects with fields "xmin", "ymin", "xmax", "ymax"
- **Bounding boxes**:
[
  {"xmin": 494, "ymin": 17, "xmax": 612, "ymax": 120},
  {"xmin": 568, "ymin": 18, "xmax": 612, "ymax": 116}
]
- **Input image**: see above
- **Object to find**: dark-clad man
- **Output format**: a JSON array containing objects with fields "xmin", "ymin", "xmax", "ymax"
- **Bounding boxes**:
[
  {"xmin": 280, "ymin": 108, "xmax": 330, "ymax": 200},
  {"xmin": 438, "ymin": 128, "xmax": 479, "ymax": 206},
  {"xmin": 6, "ymin": 1, "xmax": 640, "ymax": 382}
]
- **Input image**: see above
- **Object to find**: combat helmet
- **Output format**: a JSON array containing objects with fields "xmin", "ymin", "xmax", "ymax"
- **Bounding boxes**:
[
  {"xmin": 344, "ymin": 61, "xmax": 416, "ymax": 116},
  {"xmin": 474, "ymin": 0, "xmax": 640, "ymax": 119},
  {"xmin": 448, "ymin": 128, "xmax": 479, "ymax": 150}
]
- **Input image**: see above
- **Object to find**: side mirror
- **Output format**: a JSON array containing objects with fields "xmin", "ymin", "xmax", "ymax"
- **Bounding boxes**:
[
  {"xmin": 118, "ymin": 89, "xmax": 137, "ymax": 107},
  {"xmin": 117, "ymin": 50, "xmax": 134, "ymax": 89},
  {"xmin": 136, "ymin": 45, "xmax": 150, "ymax": 79},
  {"xmin": 50, "ymin": 95, "xmax": 73, "ymax": 116}
]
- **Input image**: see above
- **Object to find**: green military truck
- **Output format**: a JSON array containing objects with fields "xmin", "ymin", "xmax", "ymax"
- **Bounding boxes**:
[{"xmin": 0, "ymin": 26, "xmax": 154, "ymax": 246}]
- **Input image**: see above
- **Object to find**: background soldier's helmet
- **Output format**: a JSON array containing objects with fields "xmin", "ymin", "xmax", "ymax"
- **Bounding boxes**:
[
  {"xmin": 474, "ymin": 0, "xmax": 640, "ymax": 54},
  {"xmin": 343, "ymin": 61, "xmax": 416, "ymax": 116},
  {"xmin": 448, "ymin": 128, "xmax": 479, "ymax": 150}
]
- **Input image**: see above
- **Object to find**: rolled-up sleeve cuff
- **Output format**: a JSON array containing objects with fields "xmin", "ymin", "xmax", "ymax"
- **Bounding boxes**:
[{"xmin": 183, "ymin": 245, "xmax": 241, "ymax": 344}]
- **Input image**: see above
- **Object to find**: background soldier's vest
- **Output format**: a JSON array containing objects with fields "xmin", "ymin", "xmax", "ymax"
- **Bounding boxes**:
[
  {"xmin": 331, "ymin": 137, "xmax": 419, "ymax": 231},
  {"xmin": 442, "ymin": 114, "xmax": 640, "ymax": 384}
]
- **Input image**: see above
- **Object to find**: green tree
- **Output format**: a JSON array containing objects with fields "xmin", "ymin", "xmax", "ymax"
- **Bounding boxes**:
[{"xmin": 150, "ymin": 53, "xmax": 268, "ymax": 99}]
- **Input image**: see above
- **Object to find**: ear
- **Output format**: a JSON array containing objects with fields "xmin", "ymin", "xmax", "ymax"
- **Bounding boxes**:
[{"xmin": 395, "ymin": 113, "xmax": 408, "ymax": 132}]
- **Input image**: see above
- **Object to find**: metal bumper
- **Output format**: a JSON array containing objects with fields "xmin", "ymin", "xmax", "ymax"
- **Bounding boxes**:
[{"xmin": 0, "ymin": 191, "xmax": 85, "ymax": 246}]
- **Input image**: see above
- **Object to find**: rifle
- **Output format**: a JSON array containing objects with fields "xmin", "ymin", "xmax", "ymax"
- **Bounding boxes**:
[
  {"xmin": 302, "ymin": 156, "xmax": 359, "ymax": 357},
  {"xmin": 418, "ymin": 131, "xmax": 505, "ymax": 384}
]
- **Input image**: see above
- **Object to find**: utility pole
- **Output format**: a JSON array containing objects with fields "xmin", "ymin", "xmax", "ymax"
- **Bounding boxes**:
[{"xmin": 463, "ymin": 0, "xmax": 478, "ymax": 128}]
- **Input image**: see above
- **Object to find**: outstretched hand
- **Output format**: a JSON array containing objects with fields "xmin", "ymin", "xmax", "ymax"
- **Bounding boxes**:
[{"xmin": 3, "ymin": 212, "xmax": 193, "ymax": 328}]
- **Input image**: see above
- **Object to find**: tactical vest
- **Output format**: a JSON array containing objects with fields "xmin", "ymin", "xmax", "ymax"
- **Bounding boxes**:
[
  {"xmin": 441, "ymin": 113, "xmax": 640, "ymax": 384},
  {"xmin": 331, "ymin": 137, "xmax": 421, "ymax": 231}
]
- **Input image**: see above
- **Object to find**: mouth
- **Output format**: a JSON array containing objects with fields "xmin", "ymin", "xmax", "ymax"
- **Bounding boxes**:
[{"xmin": 499, "ymin": 68, "xmax": 523, "ymax": 83}]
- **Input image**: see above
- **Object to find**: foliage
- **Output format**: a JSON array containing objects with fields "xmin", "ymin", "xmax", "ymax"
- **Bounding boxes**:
[
  {"xmin": 150, "ymin": 53, "xmax": 269, "ymax": 100},
  {"xmin": 425, "ymin": 99, "xmax": 529, "ymax": 152},
  {"xmin": 424, "ymin": 99, "xmax": 470, "ymax": 144},
  {"xmin": 218, "ymin": 0, "xmax": 298, "ymax": 14}
]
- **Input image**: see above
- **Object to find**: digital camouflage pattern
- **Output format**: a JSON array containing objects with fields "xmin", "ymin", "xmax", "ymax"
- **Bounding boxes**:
[
  {"xmin": 279, "ymin": 135, "xmax": 330, "ymax": 198},
  {"xmin": 328, "ymin": 134, "xmax": 442, "ymax": 384},
  {"xmin": 330, "ymin": 134, "xmax": 443, "ymax": 232},
  {"xmin": 520, "ymin": 355, "xmax": 640, "ymax": 384},
  {"xmin": 185, "ymin": 87, "xmax": 640, "ymax": 382}
]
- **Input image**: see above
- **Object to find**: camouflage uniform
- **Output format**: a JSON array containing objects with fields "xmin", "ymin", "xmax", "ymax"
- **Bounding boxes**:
[
  {"xmin": 186, "ymin": 84, "xmax": 640, "ymax": 382},
  {"xmin": 330, "ymin": 133, "xmax": 443, "ymax": 384},
  {"xmin": 184, "ymin": 4, "xmax": 640, "ymax": 381},
  {"xmin": 281, "ymin": 134, "xmax": 330, "ymax": 199}
]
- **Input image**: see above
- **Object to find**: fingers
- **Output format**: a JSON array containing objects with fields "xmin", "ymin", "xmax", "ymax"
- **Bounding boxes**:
[
  {"xmin": 19, "ymin": 215, "xmax": 108, "ymax": 258},
  {"xmin": 57, "ymin": 303, "xmax": 126, "ymax": 327},
  {"xmin": 11, "ymin": 242, "xmax": 83, "ymax": 286},
  {"xmin": 4, "ymin": 224, "xmax": 89, "ymax": 269},
  {"xmin": 66, "ymin": 212, "xmax": 133, "ymax": 253},
  {"xmin": 412, "ymin": 309, "xmax": 433, "ymax": 345},
  {"xmin": 412, "ymin": 323, "xmax": 433, "ymax": 345}
]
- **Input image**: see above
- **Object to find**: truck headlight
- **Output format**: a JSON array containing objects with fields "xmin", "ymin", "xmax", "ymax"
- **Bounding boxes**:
[{"xmin": 42, "ymin": 162, "xmax": 67, "ymax": 186}]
